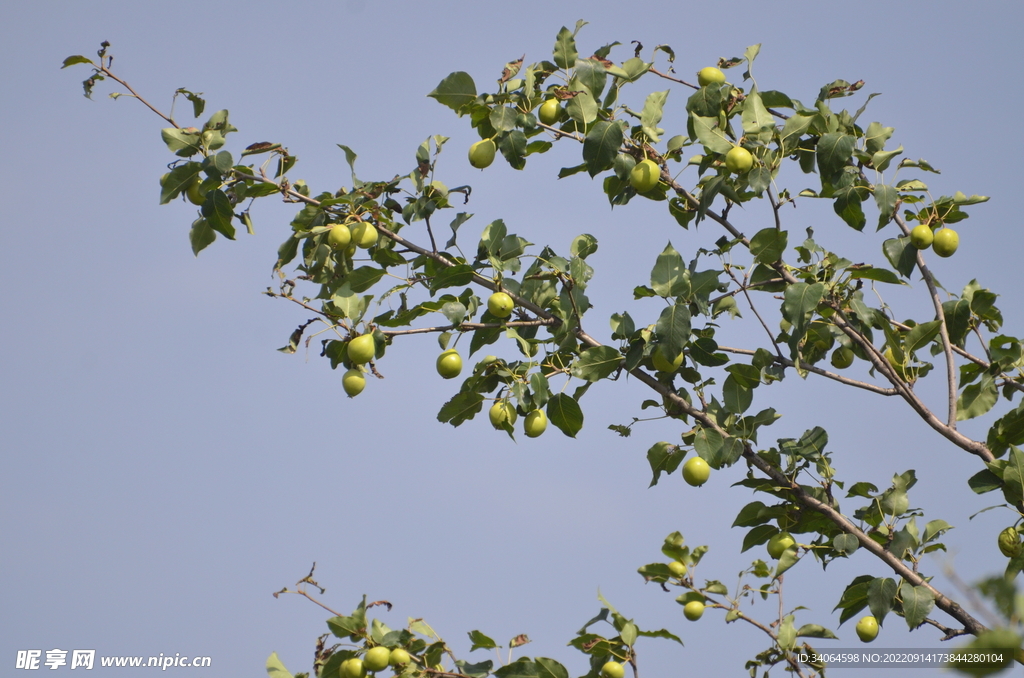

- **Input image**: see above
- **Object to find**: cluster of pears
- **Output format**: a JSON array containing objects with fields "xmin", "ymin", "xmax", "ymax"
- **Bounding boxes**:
[
  {"xmin": 328, "ymin": 218, "xmax": 379, "ymax": 254},
  {"xmin": 342, "ymin": 290, "xmax": 521, "ymax": 397},
  {"xmin": 696, "ymin": 66, "xmax": 756, "ymax": 177},
  {"xmin": 469, "ymin": 97, "xmax": 567, "ymax": 169},
  {"xmin": 909, "ymin": 223, "xmax": 959, "ymax": 258},
  {"xmin": 339, "ymin": 646, "xmax": 413, "ymax": 678},
  {"xmin": 342, "ymin": 333, "xmax": 378, "ymax": 397},
  {"xmin": 482, "ymin": 290, "xmax": 552, "ymax": 437},
  {"xmin": 434, "ymin": 292, "xmax": 516, "ymax": 383},
  {"xmin": 489, "ymin": 399, "xmax": 548, "ymax": 438},
  {"xmin": 665, "ymin": 560, "xmax": 706, "ymax": 621}
]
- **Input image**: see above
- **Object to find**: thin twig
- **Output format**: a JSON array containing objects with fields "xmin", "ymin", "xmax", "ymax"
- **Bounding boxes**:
[
  {"xmin": 893, "ymin": 212, "xmax": 958, "ymax": 426},
  {"xmin": 716, "ymin": 345, "xmax": 897, "ymax": 395},
  {"xmin": 380, "ymin": 320, "xmax": 555, "ymax": 337},
  {"xmin": 724, "ymin": 266, "xmax": 783, "ymax": 358},
  {"xmin": 100, "ymin": 64, "xmax": 178, "ymax": 128}
]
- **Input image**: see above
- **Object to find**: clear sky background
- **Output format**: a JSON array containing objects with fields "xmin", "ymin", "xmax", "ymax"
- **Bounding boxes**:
[{"xmin": 2, "ymin": 2, "xmax": 1022, "ymax": 677}]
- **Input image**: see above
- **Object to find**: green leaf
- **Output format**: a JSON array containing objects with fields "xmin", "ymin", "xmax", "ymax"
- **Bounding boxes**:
[
  {"xmin": 61, "ymin": 55, "xmax": 94, "ymax": 68},
  {"xmin": 429, "ymin": 264, "xmax": 475, "ymax": 292},
  {"xmin": 774, "ymin": 544, "xmax": 800, "ymax": 577},
  {"xmin": 796, "ymin": 624, "xmax": 838, "ymax": 640},
  {"xmin": 348, "ymin": 267, "xmax": 386, "ymax": 294},
  {"xmin": 741, "ymin": 524, "xmax": 777, "ymax": 552},
  {"xmin": 499, "ymin": 130, "xmax": 528, "ymax": 170},
  {"xmin": 693, "ymin": 426, "xmax": 743, "ymax": 468},
  {"xmin": 732, "ymin": 501, "xmax": 770, "ymax": 528},
  {"xmin": 816, "ymin": 133, "xmax": 856, "ymax": 178},
  {"xmin": 647, "ymin": 441, "xmax": 684, "ymax": 487},
  {"xmin": 846, "ymin": 266, "xmax": 902, "ymax": 285},
  {"xmin": 494, "ymin": 658, "xmax": 539, "ymax": 678},
  {"xmin": 457, "ymin": 660, "xmax": 495, "ymax": 678},
  {"xmin": 620, "ymin": 621, "xmax": 638, "ymax": 647},
  {"xmin": 740, "ymin": 91, "xmax": 773, "ymax": 142},
  {"xmin": 723, "ymin": 374, "xmax": 753, "ymax": 415},
  {"xmin": 441, "ymin": 301, "xmax": 467, "ymax": 326},
  {"xmin": 327, "ymin": 613, "xmax": 365, "ymax": 639},
  {"xmin": 943, "ymin": 298, "xmax": 972, "ymax": 347},
  {"xmin": 686, "ymin": 84, "xmax": 725, "ymax": 118},
  {"xmin": 266, "ymin": 652, "xmax": 294, "ymax": 678},
  {"xmin": 958, "ymin": 371, "xmax": 998, "ymax": 421},
  {"xmin": 864, "ymin": 121, "xmax": 894, "ymax": 155},
  {"xmin": 1003, "ymin": 447, "xmax": 1024, "ymax": 505},
  {"xmin": 691, "ymin": 115, "xmax": 734, "ymax": 155},
  {"xmin": 636, "ymin": 628, "xmax": 683, "ymax": 645},
  {"xmin": 640, "ymin": 90, "xmax": 669, "ymax": 142},
  {"xmin": 967, "ymin": 469, "xmax": 1001, "ymax": 495},
  {"xmin": 882, "ymin": 236, "xmax": 917, "ymax": 278},
  {"xmin": 534, "ymin": 658, "xmax": 569, "ymax": 678},
  {"xmin": 552, "ymin": 26, "xmax": 578, "ymax": 69},
  {"xmin": 547, "ymin": 394, "xmax": 583, "ymax": 438},
  {"xmin": 833, "ymin": 185, "xmax": 866, "ymax": 231},
  {"xmin": 780, "ymin": 113, "xmax": 814, "ymax": 154},
  {"xmin": 571, "ymin": 346, "xmax": 622, "ymax": 382},
  {"xmin": 189, "ymin": 217, "xmax": 216, "ymax": 256},
  {"xmin": 749, "ymin": 228, "xmax": 787, "ymax": 265},
  {"xmin": 867, "ymin": 577, "xmax": 897, "ymax": 625},
  {"xmin": 922, "ymin": 519, "xmax": 953, "ymax": 544},
  {"xmin": 834, "ymin": 575, "xmax": 873, "ymax": 624},
  {"xmin": 530, "ymin": 372, "xmax": 552, "ymax": 409},
  {"xmin": 651, "ymin": 243, "xmax": 688, "ymax": 298},
  {"xmin": 437, "ymin": 392, "xmax": 484, "ymax": 426},
  {"xmin": 565, "ymin": 81, "xmax": 598, "ymax": 124},
  {"xmin": 428, "ymin": 72, "xmax": 477, "ymax": 113},
  {"xmin": 905, "ymin": 320, "xmax": 942, "ymax": 355},
  {"xmin": 468, "ymin": 630, "xmax": 497, "ymax": 651},
  {"xmin": 161, "ymin": 127, "xmax": 203, "ymax": 157},
  {"xmin": 331, "ymin": 284, "xmax": 370, "ymax": 322},
  {"xmin": 874, "ymin": 184, "xmax": 898, "ymax": 229},
  {"xmin": 489, "ymin": 107, "xmax": 518, "ymax": 133},
  {"xmin": 899, "ymin": 582, "xmax": 934, "ymax": 629},
  {"xmin": 201, "ymin": 190, "xmax": 236, "ymax": 239},
  {"xmin": 872, "ymin": 146, "xmax": 903, "ymax": 172},
  {"xmin": 159, "ymin": 163, "xmax": 201, "ymax": 204},
  {"xmin": 582, "ymin": 121, "xmax": 624, "ymax": 177},
  {"xmin": 655, "ymin": 303, "xmax": 692, "ymax": 359},
  {"xmin": 988, "ymin": 403, "xmax": 1024, "ymax": 458},
  {"xmin": 618, "ymin": 56, "xmax": 651, "ymax": 82},
  {"xmin": 276, "ymin": 235, "xmax": 300, "ymax": 269},
  {"xmin": 336, "ymin": 144, "xmax": 360, "ymax": 186},
  {"xmin": 782, "ymin": 282, "xmax": 825, "ymax": 338},
  {"xmin": 777, "ymin": 615, "xmax": 796, "ymax": 650},
  {"xmin": 574, "ymin": 58, "xmax": 607, "ymax": 99},
  {"xmin": 832, "ymin": 533, "xmax": 859, "ymax": 555}
]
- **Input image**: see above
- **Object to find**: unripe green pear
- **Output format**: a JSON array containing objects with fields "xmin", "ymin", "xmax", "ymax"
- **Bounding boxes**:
[
  {"xmin": 436, "ymin": 349, "xmax": 462, "ymax": 379},
  {"xmin": 524, "ymin": 409, "xmax": 547, "ymax": 438},
  {"xmin": 350, "ymin": 222, "xmax": 378, "ymax": 249},
  {"xmin": 538, "ymin": 98, "xmax": 561, "ymax": 125},
  {"xmin": 348, "ymin": 334, "xmax": 376, "ymax": 364},
  {"xmin": 489, "ymin": 401, "xmax": 517, "ymax": 429},
  {"xmin": 469, "ymin": 139, "xmax": 496, "ymax": 169},
  {"xmin": 697, "ymin": 67, "xmax": 726, "ymax": 86},
  {"xmin": 363, "ymin": 647, "xmax": 390, "ymax": 672},
  {"xmin": 630, "ymin": 158, "xmax": 660, "ymax": 193},
  {"xmin": 342, "ymin": 369, "xmax": 366, "ymax": 397}
]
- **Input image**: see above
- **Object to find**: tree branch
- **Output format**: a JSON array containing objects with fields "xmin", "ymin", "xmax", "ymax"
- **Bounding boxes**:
[{"xmin": 893, "ymin": 212, "xmax": 958, "ymax": 426}]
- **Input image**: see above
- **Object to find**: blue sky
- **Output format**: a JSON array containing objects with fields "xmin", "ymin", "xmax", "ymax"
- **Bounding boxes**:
[{"xmin": 2, "ymin": 1, "xmax": 1022, "ymax": 677}]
